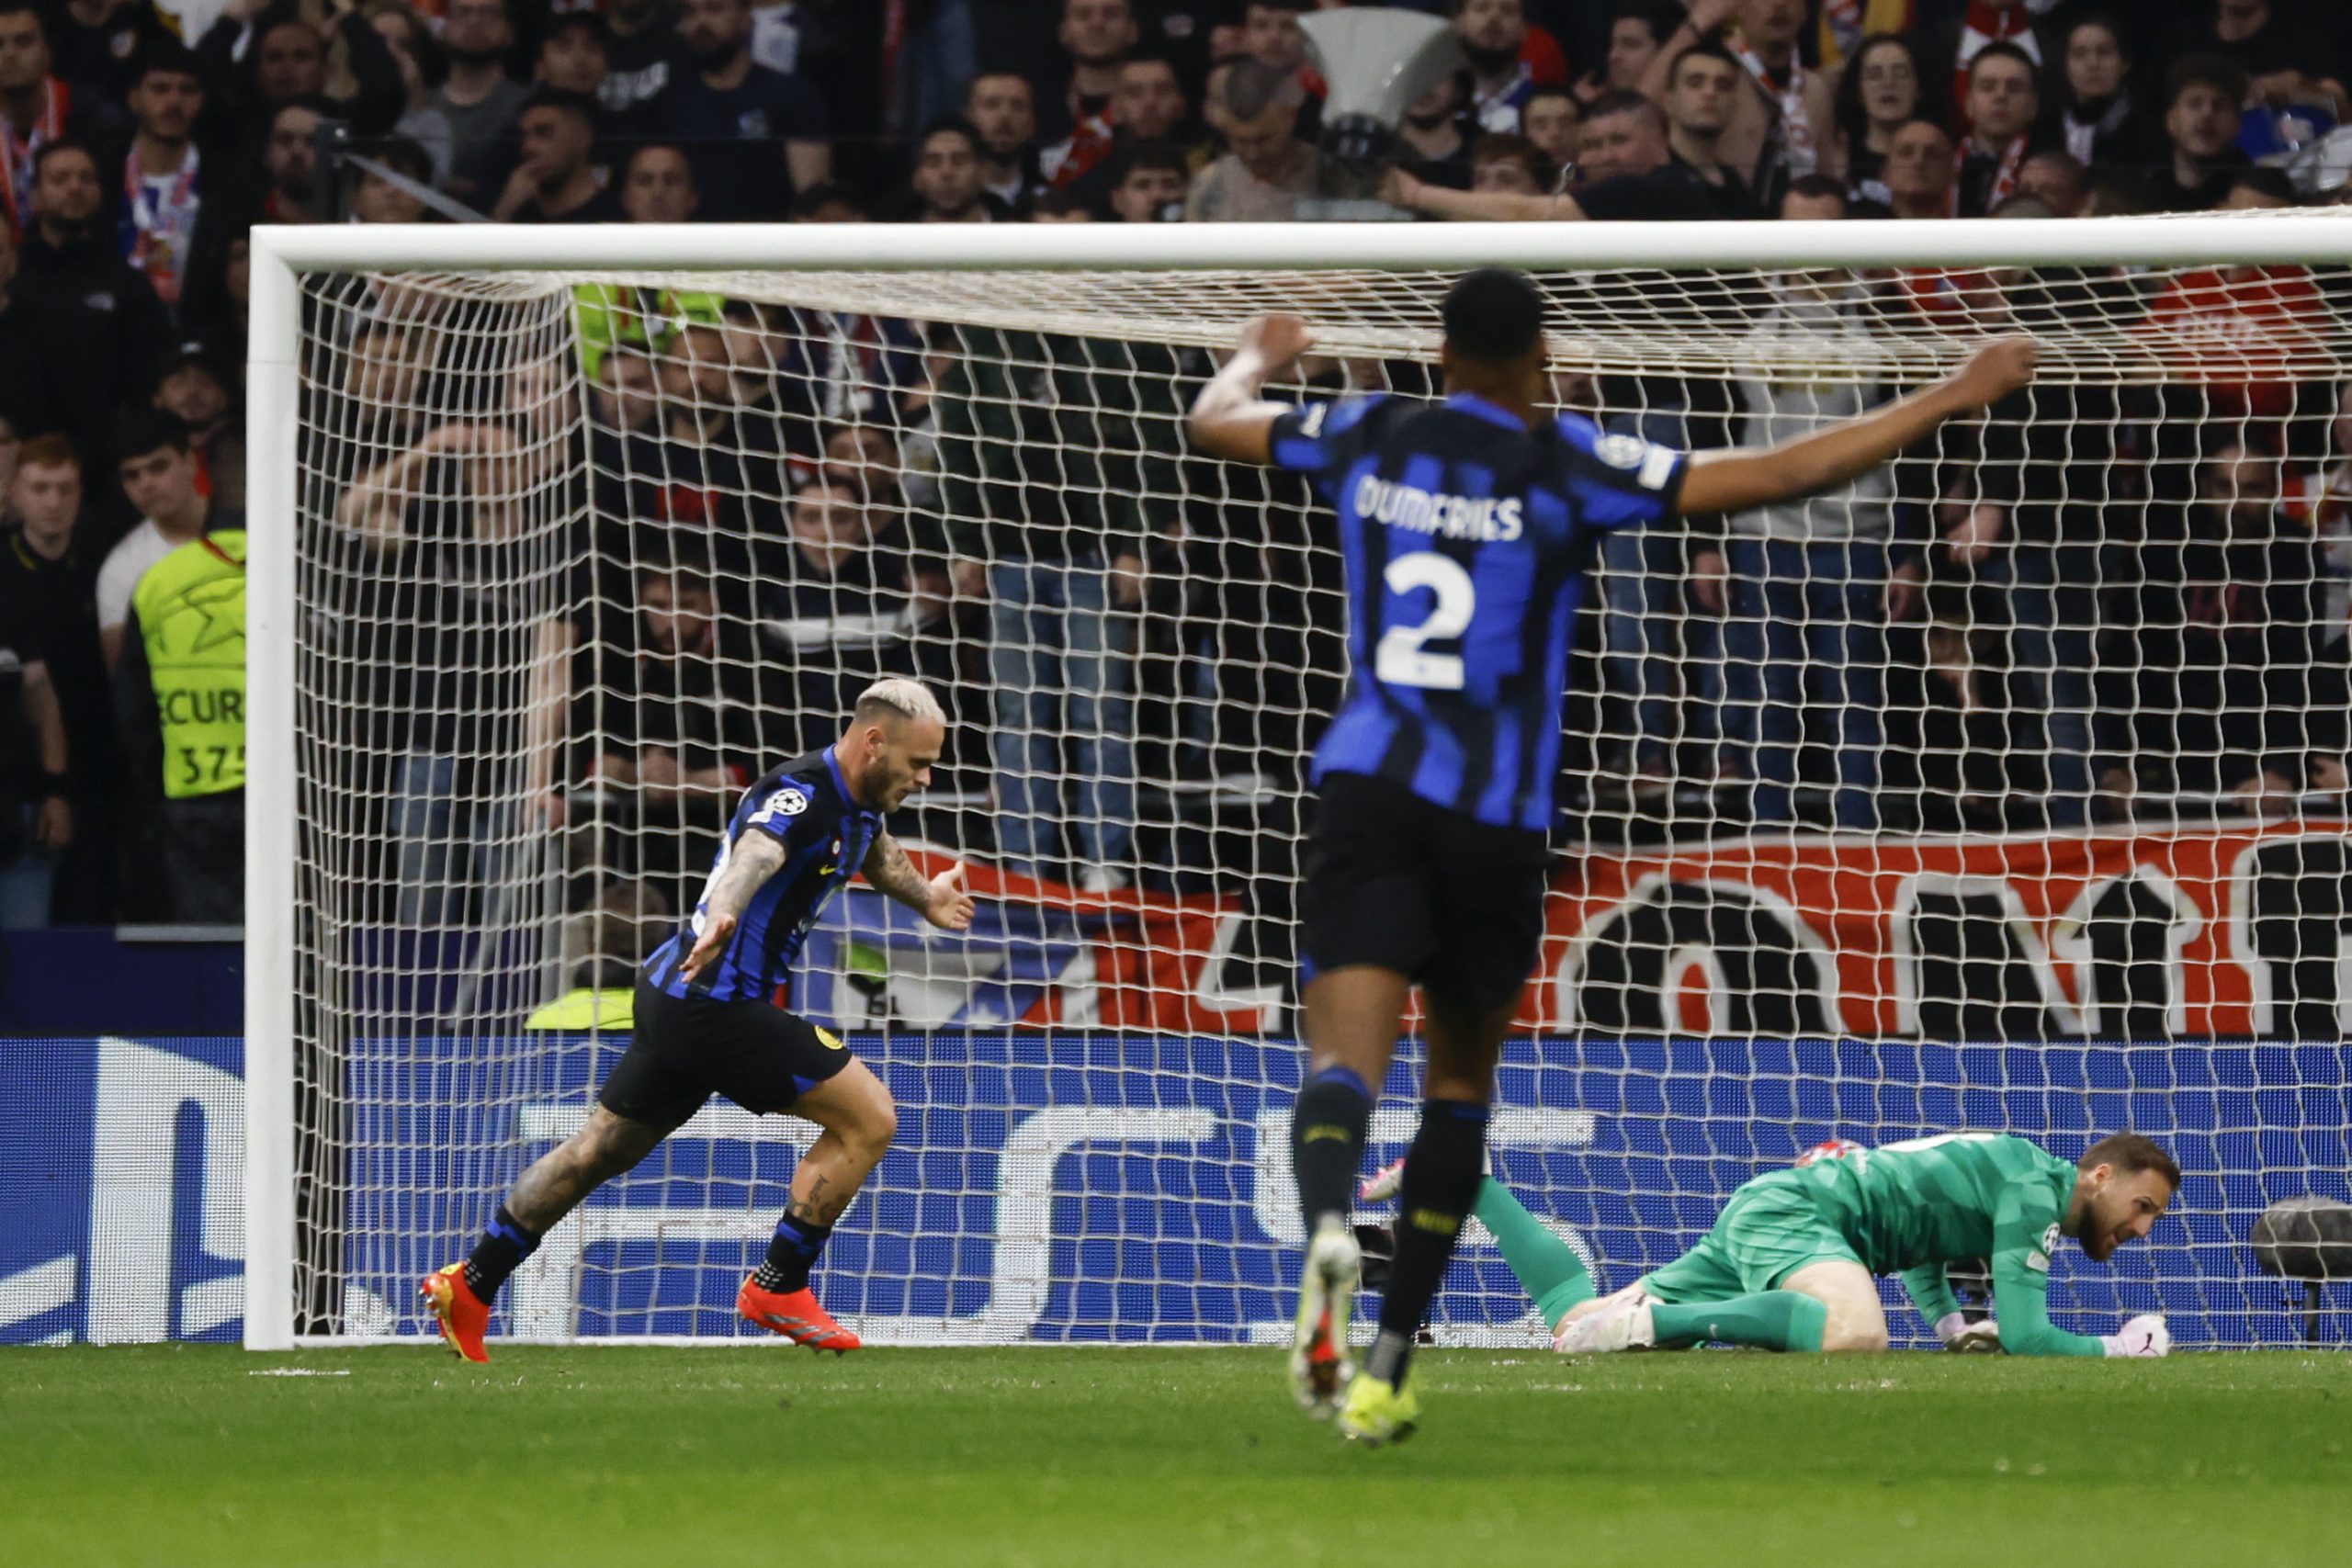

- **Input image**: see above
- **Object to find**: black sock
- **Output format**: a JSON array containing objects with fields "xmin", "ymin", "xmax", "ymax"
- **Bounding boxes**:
[
  {"xmin": 462, "ymin": 1206, "xmax": 541, "ymax": 1303},
  {"xmin": 752, "ymin": 1213, "xmax": 834, "ymax": 1293},
  {"xmin": 1291, "ymin": 1065, "xmax": 1374, "ymax": 1230},
  {"xmin": 1363, "ymin": 1098, "xmax": 1490, "ymax": 1386}
]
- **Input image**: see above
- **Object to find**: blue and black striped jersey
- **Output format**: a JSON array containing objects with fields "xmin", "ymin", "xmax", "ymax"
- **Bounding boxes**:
[
  {"xmin": 1270, "ymin": 390, "xmax": 1688, "ymax": 832},
  {"xmin": 643, "ymin": 748, "xmax": 885, "ymax": 1005}
]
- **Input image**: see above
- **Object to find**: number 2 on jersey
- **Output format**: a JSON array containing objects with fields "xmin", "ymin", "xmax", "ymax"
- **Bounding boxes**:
[{"xmin": 1374, "ymin": 553, "xmax": 1476, "ymax": 691}]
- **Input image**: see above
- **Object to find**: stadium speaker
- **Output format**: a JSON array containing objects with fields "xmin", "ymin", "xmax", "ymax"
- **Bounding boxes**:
[
  {"xmin": 2250, "ymin": 1195, "xmax": 2352, "ymax": 1345},
  {"xmin": 1297, "ymin": 6, "xmax": 1466, "ymax": 171}
]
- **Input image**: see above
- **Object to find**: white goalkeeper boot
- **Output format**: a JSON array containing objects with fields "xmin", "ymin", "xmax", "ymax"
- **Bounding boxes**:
[
  {"xmin": 1554, "ymin": 1286, "xmax": 1659, "ymax": 1355},
  {"xmin": 1290, "ymin": 1217, "xmax": 1361, "ymax": 1416}
]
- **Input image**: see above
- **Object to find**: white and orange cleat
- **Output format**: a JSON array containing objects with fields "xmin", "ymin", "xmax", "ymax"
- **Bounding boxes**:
[
  {"xmin": 420, "ymin": 1263, "xmax": 492, "ymax": 1363},
  {"xmin": 737, "ymin": 1277, "xmax": 863, "ymax": 1353}
]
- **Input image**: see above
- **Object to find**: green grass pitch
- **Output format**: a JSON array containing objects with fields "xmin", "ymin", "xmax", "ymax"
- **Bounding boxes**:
[{"xmin": 7, "ymin": 1346, "xmax": 2352, "ymax": 1566}]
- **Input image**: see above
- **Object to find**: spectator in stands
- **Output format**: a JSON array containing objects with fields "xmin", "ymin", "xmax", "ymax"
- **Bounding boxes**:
[
  {"xmin": 1396, "ymin": 70, "xmax": 1476, "ymax": 189},
  {"xmin": 2053, "ymin": 13, "xmax": 2160, "ymax": 175},
  {"xmin": 99, "ymin": 410, "xmax": 236, "ymax": 671},
  {"xmin": 330, "ymin": 381, "xmax": 577, "ymax": 926},
  {"xmin": 194, "ymin": 0, "xmax": 403, "ymax": 152},
  {"xmin": 2119, "ymin": 438, "xmax": 2333, "ymax": 809},
  {"xmin": 967, "ymin": 72, "xmax": 1045, "ymax": 213},
  {"xmin": 1107, "ymin": 141, "xmax": 1188, "ymax": 220},
  {"xmin": 348, "ymin": 136, "xmax": 435, "ymax": 223},
  {"xmin": 1883, "ymin": 118, "xmax": 1957, "ymax": 220},
  {"xmin": 2154, "ymin": 55, "xmax": 2252, "ymax": 210},
  {"xmin": 2018, "ymin": 150, "xmax": 2087, "ymax": 217},
  {"xmin": 0, "ymin": 1, "xmax": 122, "ymax": 241},
  {"xmin": 1577, "ymin": 2, "xmax": 1676, "ymax": 107},
  {"xmin": 2166, "ymin": 0, "xmax": 2346, "ymax": 135},
  {"xmin": 657, "ymin": 0, "xmax": 831, "ymax": 222},
  {"xmin": 1456, "ymin": 0, "xmax": 1535, "ymax": 133},
  {"xmin": 1643, "ymin": 0, "xmax": 1833, "ymax": 210},
  {"xmin": 0, "ymin": 434, "xmax": 117, "ymax": 921},
  {"xmin": 1183, "ymin": 57, "xmax": 1323, "ymax": 220},
  {"xmin": 1953, "ymin": 43, "xmax": 2042, "ymax": 218},
  {"xmin": 21, "ymin": 141, "xmax": 169, "ymax": 450},
  {"xmin": 618, "ymin": 143, "xmax": 700, "ymax": 223},
  {"xmin": 1054, "ymin": 0, "xmax": 1136, "ymax": 155},
  {"xmin": 588, "ymin": 342, "xmax": 661, "ymax": 435},
  {"xmin": 1388, "ymin": 91, "xmax": 1733, "ymax": 221},
  {"xmin": 575, "ymin": 538, "xmax": 761, "ymax": 914},
  {"xmin": 368, "ymin": 5, "xmax": 455, "ymax": 189},
  {"xmin": 537, "ymin": 14, "xmax": 610, "ymax": 98},
  {"xmin": 907, "ymin": 116, "xmax": 994, "ymax": 223},
  {"xmin": 491, "ymin": 89, "xmax": 617, "ymax": 222},
  {"xmin": 257, "ymin": 96, "xmax": 324, "ymax": 222},
  {"xmin": 1882, "ymin": 582, "xmax": 2050, "ymax": 832},
  {"xmin": 419, "ymin": 0, "xmax": 527, "ymax": 206},
  {"xmin": 116, "ymin": 41, "xmax": 247, "ymax": 320},
  {"xmin": 933, "ymin": 321, "xmax": 1145, "ymax": 889},
  {"xmin": 0, "ymin": 189, "xmax": 79, "ymax": 452},
  {"xmin": 1654, "ymin": 40, "xmax": 1763, "ymax": 218},
  {"xmin": 1830, "ymin": 32, "xmax": 1925, "ymax": 208},
  {"xmin": 51, "ymin": 0, "xmax": 175, "ymax": 104},
  {"xmin": 1468, "ymin": 132, "xmax": 1547, "ymax": 195},
  {"xmin": 1059, "ymin": 53, "xmax": 1207, "ymax": 209},
  {"xmin": 151, "ymin": 340, "xmax": 243, "ymax": 509},
  {"xmin": 1720, "ymin": 239, "xmax": 1899, "ymax": 831},
  {"xmin": 0, "ymin": 572, "xmax": 74, "ymax": 928},
  {"xmin": 1520, "ymin": 83, "xmax": 1580, "ymax": 178},
  {"xmin": 600, "ymin": 0, "xmax": 677, "ymax": 125}
]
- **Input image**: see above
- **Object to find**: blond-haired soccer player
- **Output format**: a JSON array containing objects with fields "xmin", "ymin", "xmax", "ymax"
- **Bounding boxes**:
[{"xmin": 422, "ymin": 680, "xmax": 976, "ymax": 1361}]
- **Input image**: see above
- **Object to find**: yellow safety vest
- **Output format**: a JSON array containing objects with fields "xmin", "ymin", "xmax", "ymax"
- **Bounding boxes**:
[
  {"xmin": 523, "ymin": 987, "xmax": 638, "ymax": 1031},
  {"xmin": 132, "ymin": 529, "xmax": 247, "ymax": 800}
]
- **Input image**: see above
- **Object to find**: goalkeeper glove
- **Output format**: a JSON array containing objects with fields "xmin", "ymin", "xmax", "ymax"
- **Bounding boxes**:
[
  {"xmin": 1935, "ymin": 1313, "xmax": 2004, "ymax": 1353},
  {"xmin": 2099, "ymin": 1314, "xmax": 2171, "ymax": 1359}
]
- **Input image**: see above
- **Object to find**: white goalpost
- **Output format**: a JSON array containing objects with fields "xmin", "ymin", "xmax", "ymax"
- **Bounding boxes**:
[{"xmin": 246, "ymin": 217, "xmax": 2352, "ymax": 1352}]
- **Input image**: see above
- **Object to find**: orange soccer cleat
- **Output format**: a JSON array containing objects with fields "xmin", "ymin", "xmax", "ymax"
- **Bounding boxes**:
[
  {"xmin": 420, "ymin": 1263, "xmax": 492, "ymax": 1363},
  {"xmin": 737, "ymin": 1277, "xmax": 862, "ymax": 1353}
]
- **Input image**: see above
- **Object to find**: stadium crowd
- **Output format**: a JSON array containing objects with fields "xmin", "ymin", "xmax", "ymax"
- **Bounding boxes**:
[{"xmin": 6, "ymin": 0, "xmax": 2352, "ymax": 934}]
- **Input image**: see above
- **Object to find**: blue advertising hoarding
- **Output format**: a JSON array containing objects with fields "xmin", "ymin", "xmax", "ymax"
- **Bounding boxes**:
[{"xmin": 6, "ymin": 1032, "xmax": 2348, "ymax": 1347}]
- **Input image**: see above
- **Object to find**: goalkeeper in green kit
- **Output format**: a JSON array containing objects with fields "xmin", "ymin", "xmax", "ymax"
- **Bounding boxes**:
[{"xmin": 1361, "ymin": 1131, "xmax": 2177, "ymax": 1358}]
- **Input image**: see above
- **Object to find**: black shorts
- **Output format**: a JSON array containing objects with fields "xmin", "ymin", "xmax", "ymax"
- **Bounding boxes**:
[
  {"xmin": 598, "ymin": 978, "xmax": 854, "ymax": 1129},
  {"xmin": 1297, "ymin": 772, "xmax": 1553, "ymax": 1014}
]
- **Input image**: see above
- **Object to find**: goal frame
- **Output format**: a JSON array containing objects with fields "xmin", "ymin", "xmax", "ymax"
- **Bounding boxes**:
[{"xmin": 242, "ymin": 214, "xmax": 2352, "ymax": 1350}]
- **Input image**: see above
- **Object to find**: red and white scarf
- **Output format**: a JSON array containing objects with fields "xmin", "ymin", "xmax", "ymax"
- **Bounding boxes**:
[
  {"xmin": 1954, "ymin": 0, "xmax": 2048, "ymax": 118},
  {"xmin": 124, "ymin": 143, "xmax": 202, "ymax": 306},
  {"xmin": 1734, "ymin": 46, "xmax": 1817, "ymax": 178},
  {"xmin": 1953, "ymin": 132, "xmax": 2029, "ymax": 216},
  {"xmin": 0, "ymin": 76, "xmax": 67, "ymax": 240}
]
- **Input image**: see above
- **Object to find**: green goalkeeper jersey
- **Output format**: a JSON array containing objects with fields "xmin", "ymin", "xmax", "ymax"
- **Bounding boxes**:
[{"xmin": 1792, "ymin": 1132, "xmax": 2103, "ymax": 1357}]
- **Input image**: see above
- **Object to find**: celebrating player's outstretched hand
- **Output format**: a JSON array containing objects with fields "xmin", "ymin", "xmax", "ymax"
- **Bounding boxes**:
[
  {"xmin": 925, "ymin": 862, "xmax": 976, "ymax": 931},
  {"xmin": 1943, "ymin": 335, "xmax": 2040, "ymax": 409},
  {"xmin": 1236, "ymin": 312, "xmax": 1314, "ymax": 377},
  {"xmin": 2100, "ymin": 1313, "xmax": 2171, "ymax": 1359},
  {"xmin": 677, "ymin": 911, "xmax": 737, "ymax": 982}
]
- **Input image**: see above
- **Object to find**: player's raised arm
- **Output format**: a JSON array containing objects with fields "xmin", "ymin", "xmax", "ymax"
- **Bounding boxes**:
[
  {"xmin": 1677, "ymin": 337, "xmax": 2040, "ymax": 517},
  {"xmin": 1185, "ymin": 313, "xmax": 1317, "ymax": 466},
  {"xmin": 861, "ymin": 833, "xmax": 976, "ymax": 931},
  {"xmin": 676, "ymin": 831, "xmax": 789, "ymax": 982}
]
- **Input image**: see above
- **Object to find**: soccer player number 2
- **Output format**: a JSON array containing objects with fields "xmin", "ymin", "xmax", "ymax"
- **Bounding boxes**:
[{"xmin": 1375, "ymin": 554, "xmax": 1476, "ymax": 691}]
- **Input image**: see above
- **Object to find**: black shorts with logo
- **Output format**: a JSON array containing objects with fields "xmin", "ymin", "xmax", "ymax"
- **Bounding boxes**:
[
  {"xmin": 598, "ymin": 977, "xmax": 854, "ymax": 1129},
  {"xmin": 1297, "ymin": 771, "xmax": 1554, "ymax": 1015}
]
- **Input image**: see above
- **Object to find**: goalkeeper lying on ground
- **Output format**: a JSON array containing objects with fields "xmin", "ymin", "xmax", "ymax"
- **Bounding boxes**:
[{"xmin": 1362, "ymin": 1131, "xmax": 2177, "ymax": 1358}]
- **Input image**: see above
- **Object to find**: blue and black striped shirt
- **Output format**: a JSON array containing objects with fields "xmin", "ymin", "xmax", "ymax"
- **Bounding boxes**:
[
  {"xmin": 1271, "ymin": 391, "xmax": 1688, "ymax": 832},
  {"xmin": 643, "ymin": 748, "xmax": 884, "ymax": 1005}
]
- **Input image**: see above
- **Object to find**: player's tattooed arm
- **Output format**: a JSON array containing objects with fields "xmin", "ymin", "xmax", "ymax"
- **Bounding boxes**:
[
  {"xmin": 677, "ymin": 831, "xmax": 788, "ymax": 980},
  {"xmin": 863, "ymin": 833, "xmax": 978, "ymax": 931},
  {"xmin": 1186, "ymin": 313, "xmax": 1317, "ymax": 466}
]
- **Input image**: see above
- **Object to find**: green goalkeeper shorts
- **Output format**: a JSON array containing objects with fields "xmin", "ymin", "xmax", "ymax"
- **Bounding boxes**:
[{"xmin": 1637, "ymin": 1170, "xmax": 1865, "ymax": 1303}]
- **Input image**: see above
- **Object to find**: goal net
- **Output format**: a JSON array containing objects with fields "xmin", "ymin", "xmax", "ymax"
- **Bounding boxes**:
[{"xmin": 248, "ymin": 219, "xmax": 2352, "ymax": 1350}]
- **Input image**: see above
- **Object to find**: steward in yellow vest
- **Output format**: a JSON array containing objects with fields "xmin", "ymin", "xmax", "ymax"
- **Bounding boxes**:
[{"xmin": 118, "ymin": 528, "xmax": 246, "ymax": 922}]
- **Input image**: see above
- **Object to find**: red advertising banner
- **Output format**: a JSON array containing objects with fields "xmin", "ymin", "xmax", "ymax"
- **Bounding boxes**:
[{"xmin": 1532, "ymin": 820, "xmax": 2352, "ymax": 1039}]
